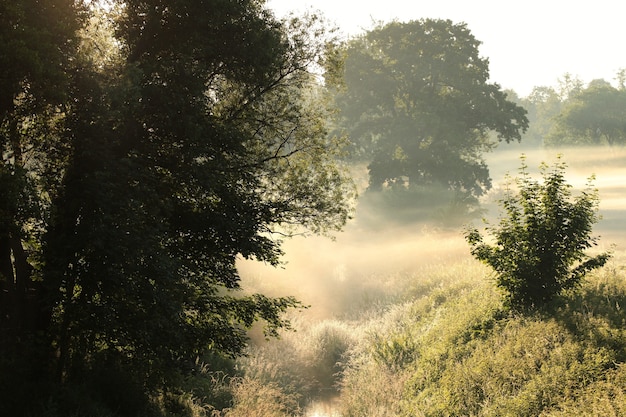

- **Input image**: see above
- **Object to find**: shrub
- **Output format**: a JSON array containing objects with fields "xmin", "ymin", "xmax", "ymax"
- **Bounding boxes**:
[{"xmin": 465, "ymin": 156, "xmax": 611, "ymax": 310}]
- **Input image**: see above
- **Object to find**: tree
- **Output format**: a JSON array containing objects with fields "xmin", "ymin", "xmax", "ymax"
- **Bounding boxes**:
[
  {"xmin": 0, "ymin": 1, "xmax": 355, "ymax": 414},
  {"xmin": 465, "ymin": 157, "xmax": 611, "ymax": 310},
  {"xmin": 556, "ymin": 73, "xmax": 585, "ymax": 101},
  {"xmin": 0, "ymin": 0, "xmax": 81, "ymax": 412},
  {"xmin": 329, "ymin": 19, "xmax": 528, "ymax": 211},
  {"xmin": 41, "ymin": 0, "xmax": 354, "ymax": 407},
  {"xmin": 515, "ymin": 86, "xmax": 562, "ymax": 147},
  {"xmin": 546, "ymin": 79, "xmax": 626, "ymax": 146},
  {"xmin": 0, "ymin": 0, "xmax": 80, "ymax": 325}
]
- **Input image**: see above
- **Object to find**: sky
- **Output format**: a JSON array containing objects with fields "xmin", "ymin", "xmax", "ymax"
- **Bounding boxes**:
[{"xmin": 266, "ymin": 0, "xmax": 626, "ymax": 97}]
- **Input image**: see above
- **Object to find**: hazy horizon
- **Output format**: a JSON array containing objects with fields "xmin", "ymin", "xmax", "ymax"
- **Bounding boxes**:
[
  {"xmin": 267, "ymin": 0, "xmax": 626, "ymax": 97},
  {"xmin": 239, "ymin": 146, "xmax": 626, "ymax": 321}
]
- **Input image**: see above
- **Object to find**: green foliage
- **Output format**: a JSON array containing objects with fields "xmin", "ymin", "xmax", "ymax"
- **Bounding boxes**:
[
  {"xmin": 546, "ymin": 79, "xmax": 626, "ymax": 146},
  {"xmin": 506, "ymin": 87, "xmax": 561, "ymax": 148},
  {"xmin": 50, "ymin": 0, "xmax": 349, "ymax": 377},
  {"xmin": 465, "ymin": 157, "xmax": 611, "ymax": 310},
  {"xmin": 1, "ymin": 1, "xmax": 355, "ymax": 415},
  {"xmin": 0, "ymin": 0, "xmax": 81, "ymax": 117},
  {"xmin": 330, "ymin": 19, "xmax": 528, "ymax": 211},
  {"xmin": 0, "ymin": 0, "xmax": 82, "ymax": 414}
]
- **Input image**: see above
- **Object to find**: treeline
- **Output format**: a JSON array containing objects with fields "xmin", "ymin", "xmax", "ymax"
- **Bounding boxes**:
[{"xmin": 514, "ymin": 73, "xmax": 626, "ymax": 147}]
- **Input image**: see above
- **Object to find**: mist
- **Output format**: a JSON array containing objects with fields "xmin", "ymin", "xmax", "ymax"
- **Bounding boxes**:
[
  {"xmin": 239, "ymin": 146, "xmax": 626, "ymax": 322},
  {"xmin": 485, "ymin": 146, "xmax": 626, "ymax": 246}
]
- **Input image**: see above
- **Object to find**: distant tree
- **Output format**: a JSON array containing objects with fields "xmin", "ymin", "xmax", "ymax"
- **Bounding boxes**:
[
  {"xmin": 517, "ymin": 86, "xmax": 563, "ymax": 146},
  {"xmin": 465, "ymin": 157, "xmax": 611, "ymax": 310},
  {"xmin": 616, "ymin": 68, "xmax": 626, "ymax": 90},
  {"xmin": 546, "ymin": 79, "xmax": 626, "ymax": 146},
  {"xmin": 556, "ymin": 73, "xmax": 585, "ymax": 101},
  {"xmin": 329, "ymin": 19, "xmax": 528, "ymax": 211}
]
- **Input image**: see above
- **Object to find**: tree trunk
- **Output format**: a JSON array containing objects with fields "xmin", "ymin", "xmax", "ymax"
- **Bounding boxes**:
[{"xmin": 0, "ymin": 234, "xmax": 15, "ymax": 343}]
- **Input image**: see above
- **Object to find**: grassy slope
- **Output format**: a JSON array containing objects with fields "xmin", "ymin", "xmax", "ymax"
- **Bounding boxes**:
[
  {"xmin": 80, "ymin": 253, "xmax": 626, "ymax": 417},
  {"xmin": 224, "ymin": 150, "xmax": 626, "ymax": 416},
  {"xmin": 338, "ymin": 257, "xmax": 626, "ymax": 417}
]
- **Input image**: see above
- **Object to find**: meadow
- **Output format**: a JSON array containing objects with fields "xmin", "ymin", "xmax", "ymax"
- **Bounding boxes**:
[{"xmin": 186, "ymin": 147, "xmax": 626, "ymax": 416}]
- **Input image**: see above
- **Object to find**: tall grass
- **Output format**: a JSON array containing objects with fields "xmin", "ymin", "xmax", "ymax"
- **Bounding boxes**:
[
  {"xmin": 147, "ymin": 246, "xmax": 626, "ymax": 417},
  {"xmin": 335, "ymin": 255, "xmax": 626, "ymax": 417},
  {"xmin": 215, "ymin": 148, "xmax": 626, "ymax": 416},
  {"xmin": 188, "ymin": 205, "xmax": 626, "ymax": 417}
]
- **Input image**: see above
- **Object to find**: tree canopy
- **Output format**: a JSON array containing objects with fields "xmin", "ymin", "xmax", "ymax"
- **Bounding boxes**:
[
  {"xmin": 547, "ymin": 79, "xmax": 626, "ymax": 146},
  {"xmin": 329, "ymin": 19, "xmax": 528, "ymax": 210},
  {"xmin": 0, "ymin": 0, "xmax": 82, "ymax": 385},
  {"xmin": 0, "ymin": 1, "xmax": 355, "ymax": 414}
]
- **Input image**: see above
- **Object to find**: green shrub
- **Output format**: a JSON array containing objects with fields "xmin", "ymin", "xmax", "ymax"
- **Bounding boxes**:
[{"xmin": 465, "ymin": 156, "xmax": 611, "ymax": 310}]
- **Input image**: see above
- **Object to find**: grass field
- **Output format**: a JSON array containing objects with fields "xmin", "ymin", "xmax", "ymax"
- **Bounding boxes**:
[{"xmin": 220, "ymin": 147, "xmax": 626, "ymax": 417}]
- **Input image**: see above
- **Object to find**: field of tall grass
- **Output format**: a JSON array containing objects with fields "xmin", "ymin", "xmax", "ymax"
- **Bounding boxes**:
[
  {"xmin": 222, "ymin": 254, "xmax": 626, "ymax": 417},
  {"xmin": 169, "ymin": 148, "xmax": 626, "ymax": 417}
]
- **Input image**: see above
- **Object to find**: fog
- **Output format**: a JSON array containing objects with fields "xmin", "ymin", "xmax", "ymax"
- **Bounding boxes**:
[
  {"xmin": 239, "ymin": 146, "xmax": 626, "ymax": 321},
  {"xmin": 485, "ymin": 146, "xmax": 626, "ymax": 246}
]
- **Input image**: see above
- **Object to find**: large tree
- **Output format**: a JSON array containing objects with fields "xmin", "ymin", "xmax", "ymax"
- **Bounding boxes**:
[
  {"xmin": 1, "ymin": 1, "xmax": 355, "ymax": 414},
  {"xmin": 331, "ymin": 19, "xmax": 528, "ymax": 209},
  {"xmin": 0, "ymin": 0, "xmax": 82, "ymax": 409}
]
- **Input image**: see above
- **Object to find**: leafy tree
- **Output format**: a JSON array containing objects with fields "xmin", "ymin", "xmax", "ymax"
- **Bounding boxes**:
[
  {"xmin": 0, "ymin": 0, "xmax": 82, "ymax": 412},
  {"xmin": 547, "ymin": 79, "xmax": 626, "ymax": 146},
  {"xmin": 506, "ymin": 73, "xmax": 586, "ymax": 148},
  {"xmin": 329, "ymin": 19, "xmax": 528, "ymax": 209},
  {"xmin": 0, "ymin": 1, "xmax": 355, "ymax": 414},
  {"xmin": 40, "ymin": 0, "xmax": 354, "ymax": 408},
  {"xmin": 555, "ymin": 72, "xmax": 585, "ymax": 101},
  {"xmin": 514, "ymin": 86, "xmax": 562, "ymax": 147},
  {"xmin": 0, "ymin": 0, "xmax": 80, "ymax": 325},
  {"xmin": 465, "ymin": 157, "xmax": 611, "ymax": 310}
]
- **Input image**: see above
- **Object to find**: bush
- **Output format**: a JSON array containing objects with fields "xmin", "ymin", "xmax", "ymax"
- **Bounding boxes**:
[{"xmin": 465, "ymin": 156, "xmax": 611, "ymax": 310}]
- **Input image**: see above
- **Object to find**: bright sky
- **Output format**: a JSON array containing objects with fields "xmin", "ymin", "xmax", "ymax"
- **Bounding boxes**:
[{"xmin": 267, "ymin": 0, "xmax": 626, "ymax": 97}]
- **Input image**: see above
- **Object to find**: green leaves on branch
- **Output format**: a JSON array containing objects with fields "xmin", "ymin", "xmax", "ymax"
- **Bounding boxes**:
[
  {"xmin": 465, "ymin": 157, "xmax": 611, "ymax": 310},
  {"xmin": 45, "ymin": 0, "xmax": 355, "ymax": 387}
]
